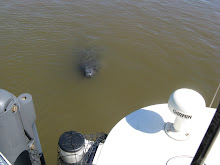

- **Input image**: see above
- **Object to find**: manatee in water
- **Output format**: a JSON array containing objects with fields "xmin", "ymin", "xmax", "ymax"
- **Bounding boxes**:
[{"xmin": 78, "ymin": 48, "xmax": 99, "ymax": 78}]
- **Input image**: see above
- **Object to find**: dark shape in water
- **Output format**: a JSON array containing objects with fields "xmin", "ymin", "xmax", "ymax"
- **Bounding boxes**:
[{"xmin": 79, "ymin": 49, "xmax": 99, "ymax": 78}]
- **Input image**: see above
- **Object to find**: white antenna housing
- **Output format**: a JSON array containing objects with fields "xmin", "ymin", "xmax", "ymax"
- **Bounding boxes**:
[{"xmin": 165, "ymin": 88, "xmax": 206, "ymax": 140}]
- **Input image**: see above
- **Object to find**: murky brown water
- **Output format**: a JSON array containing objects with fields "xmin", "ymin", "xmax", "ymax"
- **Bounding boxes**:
[{"xmin": 0, "ymin": 0, "xmax": 220, "ymax": 164}]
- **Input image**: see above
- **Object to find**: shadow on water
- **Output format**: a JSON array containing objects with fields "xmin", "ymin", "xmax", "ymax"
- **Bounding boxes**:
[{"xmin": 126, "ymin": 109, "xmax": 165, "ymax": 134}]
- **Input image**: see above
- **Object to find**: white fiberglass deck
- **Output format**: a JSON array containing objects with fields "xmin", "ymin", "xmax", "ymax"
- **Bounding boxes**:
[{"xmin": 96, "ymin": 104, "xmax": 218, "ymax": 165}]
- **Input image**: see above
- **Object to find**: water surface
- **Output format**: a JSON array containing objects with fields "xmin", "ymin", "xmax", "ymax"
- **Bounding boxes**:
[{"xmin": 0, "ymin": 0, "xmax": 220, "ymax": 164}]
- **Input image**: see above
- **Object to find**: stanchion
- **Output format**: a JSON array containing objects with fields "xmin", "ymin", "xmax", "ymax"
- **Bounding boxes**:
[{"xmin": 191, "ymin": 102, "xmax": 220, "ymax": 165}]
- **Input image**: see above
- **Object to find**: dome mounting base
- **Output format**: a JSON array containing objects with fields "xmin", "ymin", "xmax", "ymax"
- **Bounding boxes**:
[{"xmin": 165, "ymin": 122, "xmax": 190, "ymax": 141}]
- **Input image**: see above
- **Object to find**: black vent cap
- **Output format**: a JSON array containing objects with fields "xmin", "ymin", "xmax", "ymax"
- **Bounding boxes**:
[{"xmin": 58, "ymin": 131, "xmax": 85, "ymax": 153}]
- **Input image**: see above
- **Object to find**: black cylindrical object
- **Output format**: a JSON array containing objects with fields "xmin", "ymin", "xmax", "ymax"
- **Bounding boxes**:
[{"xmin": 58, "ymin": 131, "xmax": 85, "ymax": 164}]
